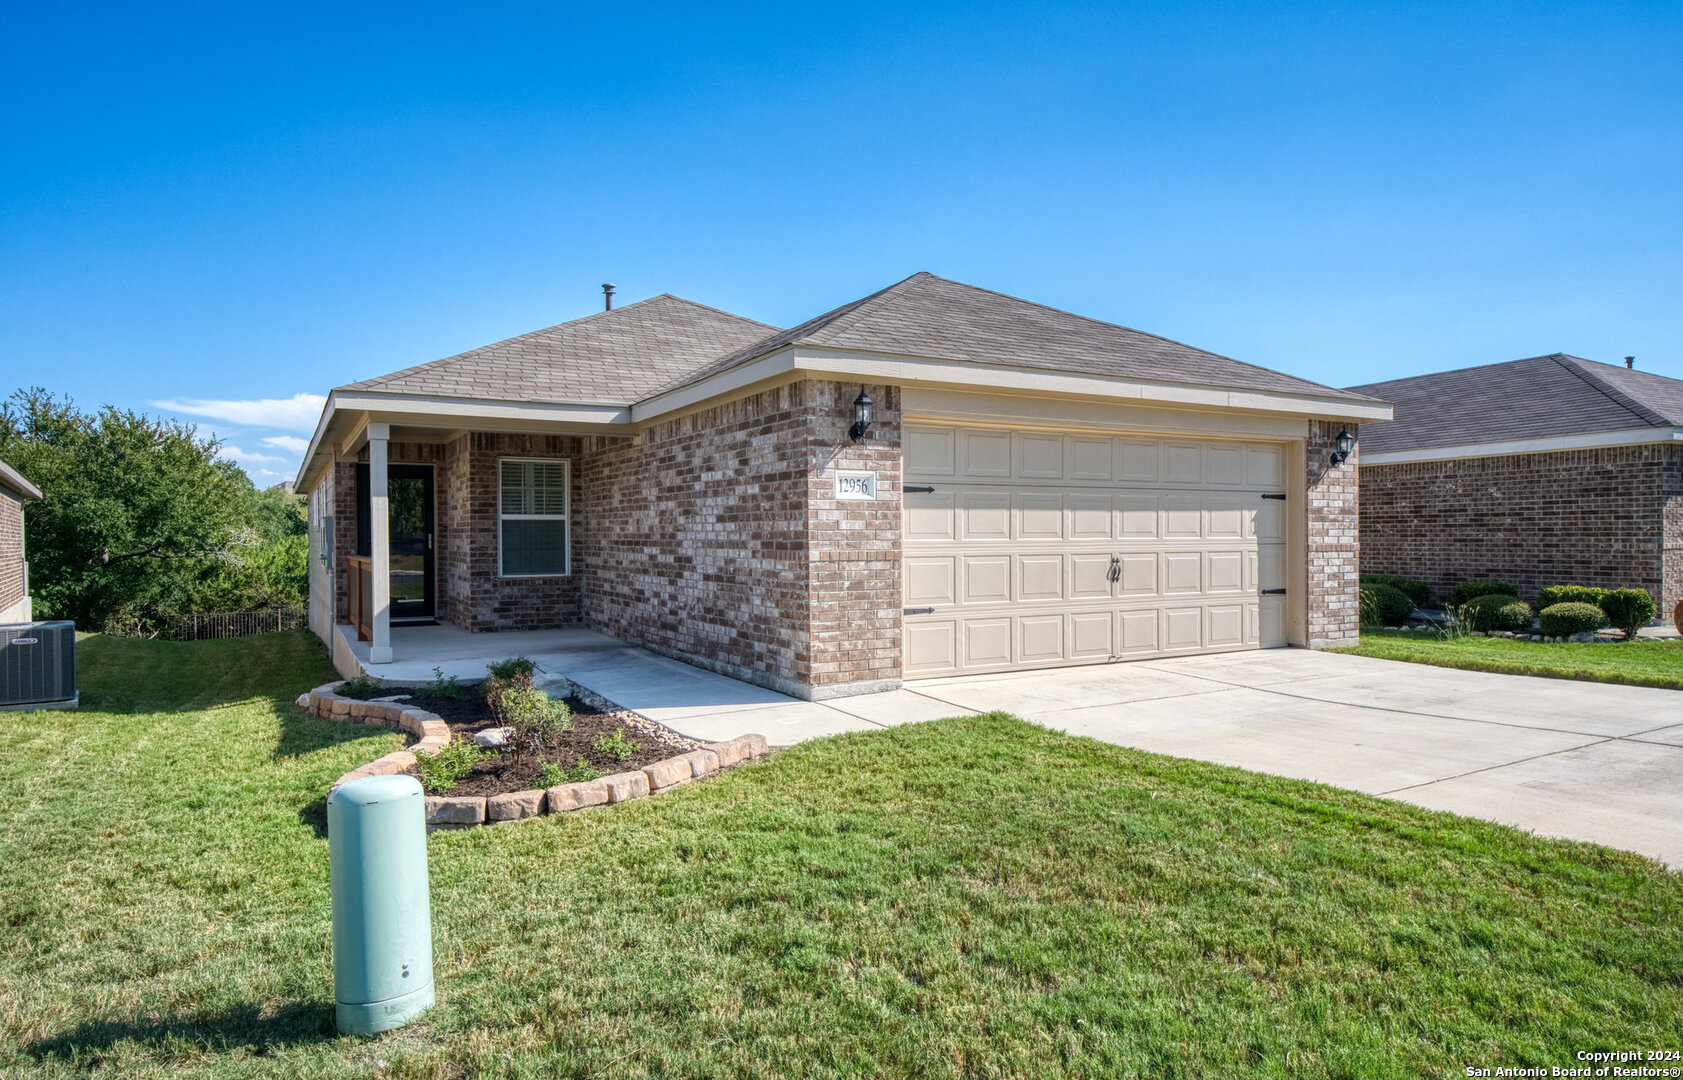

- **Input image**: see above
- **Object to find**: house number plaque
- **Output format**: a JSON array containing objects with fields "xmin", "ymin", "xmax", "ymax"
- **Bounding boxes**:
[{"xmin": 834, "ymin": 471, "xmax": 877, "ymax": 500}]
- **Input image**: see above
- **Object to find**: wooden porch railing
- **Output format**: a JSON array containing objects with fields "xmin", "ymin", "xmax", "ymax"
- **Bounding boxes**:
[{"xmin": 345, "ymin": 555, "xmax": 374, "ymax": 642}]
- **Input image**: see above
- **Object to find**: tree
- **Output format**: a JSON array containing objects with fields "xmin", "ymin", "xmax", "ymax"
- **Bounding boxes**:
[{"xmin": 0, "ymin": 388, "xmax": 298, "ymax": 631}]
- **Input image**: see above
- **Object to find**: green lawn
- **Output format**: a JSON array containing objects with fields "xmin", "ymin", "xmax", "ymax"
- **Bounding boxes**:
[
  {"xmin": 2, "ymin": 633, "xmax": 1680, "ymax": 1079},
  {"xmin": 1339, "ymin": 629, "xmax": 1683, "ymax": 691}
]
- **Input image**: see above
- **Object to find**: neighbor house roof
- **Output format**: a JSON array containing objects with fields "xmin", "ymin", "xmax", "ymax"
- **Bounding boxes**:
[
  {"xmin": 341, "ymin": 294, "xmax": 780, "ymax": 406},
  {"xmin": 648, "ymin": 272, "xmax": 1377, "ymax": 404},
  {"xmin": 1348, "ymin": 354, "xmax": 1683, "ymax": 456},
  {"xmin": 0, "ymin": 457, "xmax": 41, "ymax": 501}
]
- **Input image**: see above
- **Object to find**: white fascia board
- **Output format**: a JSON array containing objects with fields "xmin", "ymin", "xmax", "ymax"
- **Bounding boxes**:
[
  {"xmin": 1360, "ymin": 426, "xmax": 1683, "ymax": 466},
  {"xmin": 630, "ymin": 345, "xmax": 1393, "ymax": 424},
  {"xmin": 0, "ymin": 457, "xmax": 42, "ymax": 501},
  {"xmin": 295, "ymin": 390, "xmax": 635, "ymax": 489}
]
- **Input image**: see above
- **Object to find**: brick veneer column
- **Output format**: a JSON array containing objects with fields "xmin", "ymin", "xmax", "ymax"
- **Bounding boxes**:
[
  {"xmin": 1664, "ymin": 445, "xmax": 1682, "ymax": 617},
  {"xmin": 0, "ymin": 489, "xmax": 27, "ymax": 617},
  {"xmin": 803, "ymin": 381, "xmax": 902, "ymax": 697},
  {"xmin": 1306, "ymin": 421, "xmax": 1360, "ymax": 648}
]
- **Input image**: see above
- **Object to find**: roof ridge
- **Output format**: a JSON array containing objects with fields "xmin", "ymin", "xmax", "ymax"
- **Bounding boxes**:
[{"xmin": 1551, "ymin": 355, "xmax": 1671, "ymax": 428}]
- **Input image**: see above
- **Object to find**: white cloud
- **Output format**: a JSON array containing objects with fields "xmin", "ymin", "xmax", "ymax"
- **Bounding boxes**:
[
  {"xmin": 262, "ymin": 434, "xmax": 310, "ymax": 454},
  {"xmin": 153, "ymin": 393, "xmax": 327, "ymax": 431},
  {"xmin": 221, "ymin": 445, "xmax": 289, "ymax": 465}
]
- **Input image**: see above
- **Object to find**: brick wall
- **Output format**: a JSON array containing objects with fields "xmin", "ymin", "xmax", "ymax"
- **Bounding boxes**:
[
  {"xmin": 0, "ymin": 489, "xmax": 26, "ymax": 616},
  {"xmin": 1306, "ymin": 421, "xmax": 1360, "ymax": 648},
  {"xmin": 802, "ymin": 382, "xmax": 902, "ymax": 695},
  {"xmin": 578, "ymin": 382, "xmax": 815, "ymax": 696},
  {"xmin": 1360, "ymin": 444, "xmax": 1677, "ymax": 611}
]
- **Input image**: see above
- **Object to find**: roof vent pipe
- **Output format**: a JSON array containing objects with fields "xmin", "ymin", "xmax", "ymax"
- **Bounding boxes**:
[
  {"xmin": 602, "ymin": 283, "xmax": 616, "ymax": 311},
  {"xmin": 1625, "ymin": 356, "xmax": 1635, "ymax": 369}
]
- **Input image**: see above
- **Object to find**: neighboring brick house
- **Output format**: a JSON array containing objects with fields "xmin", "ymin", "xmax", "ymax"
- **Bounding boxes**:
[
  {"xmin": 298, "ymin": 273, "xmax": 1388, "ymax": 698},
  {"xmin": 1350, "ymin": 354, "xmax": 1683, "ymax": 615},
  {"xmin": 0, "ymin": 457, "xmax": 43, "ymax": 624}
]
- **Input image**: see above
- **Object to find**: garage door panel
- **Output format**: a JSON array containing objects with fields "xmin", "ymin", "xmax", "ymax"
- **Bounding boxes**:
[
  {"xmin": 1015, "ymin": 493, "xmax": 1064, "ymax": 539},
  {"xmin": 1017, "ymin": 555, "xmax": 1063, "ymax": 601},
  {"xmin": 1019, "ymin": 615, "xmax": 1065, "ymax": 663},
  {"xmin": 1070, "ymin": 553, "xmax": 1114, "ymax": 599},
  {"xmin": 960, "ymin": 492, "xmax": 1011, "ymax": 540},
  {"xmin": 906, "ymin": 557, "xmax": 956, "ymax": 605},
  {"xmin": 904, "ymin": 423, "xmax": 1294, "ymax": 677},
  {"xmin": 906, "ymin": 492, "xmax": 955, "ymax": 541}
]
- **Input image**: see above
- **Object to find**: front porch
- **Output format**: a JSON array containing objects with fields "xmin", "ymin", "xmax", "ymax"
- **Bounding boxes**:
[{"xmin": 329, "ymin": 621, "xmax": 919, "ymax": 744}]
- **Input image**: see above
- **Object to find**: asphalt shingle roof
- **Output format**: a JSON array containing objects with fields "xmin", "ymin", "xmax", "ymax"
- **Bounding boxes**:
[
  {"xmin": 340, "ymin": 295, "xmax": 780, "ymax": 405},
  {"xmin": 1348, "ymin": 354, "xmax": 1683, "ymax": 454},
  {"xmin": 648, "ymin": 272, "xmax": 1374, "ymax": 402}
]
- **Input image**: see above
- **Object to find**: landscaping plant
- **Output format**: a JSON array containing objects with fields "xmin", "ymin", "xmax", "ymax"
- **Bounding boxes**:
[
  {"xmin": 1450, "ymin": 580, "xmax": 1518, "ymax": 606},
  {"xmin": 1359, "ymin": 574, "xmax": 1432, "ymax": 608},
  {"xmin": 1459, "ymin": 593, "xmax": 1533, "ymax": 633},
  {"xmin": 592, "ymin": 728, "xmax": 641, "ymax": 763},
  {"xmin": 1538, "ymin": 584, "xmax": 1608, "ymax": 608},
  {"xmin": 541, "ymin": 757, "xmax": 605, "ymax": 786},
  {"xmin": 486, "ymin": 655, "xmax": 537, "ymax": 682},
  {"xmin": 338, "ymin": 672, "xmax": 381, "ymax": 696},
  {"xmin": 414, "ymin": 736, "xmax": 487, "ymax": 794},
  {"xmin": 1359, "ymin": 582, "xmax": 1416, "ymax": 627},
  {"xmin": 423, "ymin": 665, "xmax": 468, "ymax": 700},
  {"xmin": 1538, "ymin": 602, "xmax": 1609, "ymax": 639},
  {"xmin": 1599, "ymin": 587, "xmax": 1657, "ymax": 641}
]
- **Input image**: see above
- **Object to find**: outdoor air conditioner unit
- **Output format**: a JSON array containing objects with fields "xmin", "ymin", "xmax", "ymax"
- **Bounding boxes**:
[{"xmin": 0, "ymin": 621, "xmax": 78, "ymax": 710}]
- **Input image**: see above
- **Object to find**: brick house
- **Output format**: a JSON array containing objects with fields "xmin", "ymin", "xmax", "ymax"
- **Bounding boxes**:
[
  {"xmin": 297, "ymin": 273, "xmax": 1387, "ymax": 699},
  {"xmin": 0, "ymin": 456, "xmax": 42, "ymax": 624},
  {"xmin": 1350, "ymin": 354, "xmax": 1683, "ymax": 614}
]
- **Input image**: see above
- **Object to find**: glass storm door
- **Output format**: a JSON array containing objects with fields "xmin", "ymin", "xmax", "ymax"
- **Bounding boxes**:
[
  {"xmin": 387, "ymin": 465, "xmax": 434, "ymax": 620},
  {"xmin": 357, "ymin": 463, "xmax": 436, "ymax": 621}
]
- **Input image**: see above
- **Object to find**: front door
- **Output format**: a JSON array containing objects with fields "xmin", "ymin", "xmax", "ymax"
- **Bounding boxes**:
[{"xmin": 357, "ymin": 463, "xmax": 436, "ymax": 621}]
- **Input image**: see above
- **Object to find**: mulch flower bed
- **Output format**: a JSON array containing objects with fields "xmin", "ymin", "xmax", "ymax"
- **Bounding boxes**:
[{"xmin": 338, "ymin": 683, "xmax": 703, "ymax": 798}]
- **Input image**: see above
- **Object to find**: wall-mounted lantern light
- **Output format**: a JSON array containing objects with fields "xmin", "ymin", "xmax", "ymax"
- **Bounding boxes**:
[
  {"xmin": 1330, "ymin": 429, "xmax": 1355, "ymax": 467},
  {"xmin": 849, "ymin": 389, "xmax": 874, "ymax": 442}
]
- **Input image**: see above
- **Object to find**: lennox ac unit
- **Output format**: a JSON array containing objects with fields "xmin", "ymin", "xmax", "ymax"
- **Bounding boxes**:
[{"xmin": 0, "ymin": 621, "xmax": 78, "ymax": 710}]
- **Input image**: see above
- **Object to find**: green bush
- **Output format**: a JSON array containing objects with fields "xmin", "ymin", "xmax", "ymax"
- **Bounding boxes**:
[
  {"xmin": 422, "ymin": 666, "xmax": 468, "ymax": 700},
  {"xmin": 592, "ymin": 729, "xmax": 641, "ymax": 763},
  {"xmin": 1360, "ymin": 583, "xmax": 1416, "ymax": 627},
  {"xmin": 1538, "ymin": 602, "xmax": 1609, "ymax": 638},
  {"xmin": 414, "ymin": 737, "xmax": 486, "ymax": 794},
  {"xmin": 486, "ymin": 656, "xmax": 537, "ymax": 682},
  {"xmin": 1451, "ymin": 581, "xmax": 1518, "ymax": 607},
  {"xmin": 1360, "ymin": 574, "xmax": 1432, "ymax": 608},
  {"xmin": 1460, "ymin": 593, "xmax": 1533, "ymax": 633},
  {"xmin": 1599, "ymin": 588, "xmax": 1657, "ymax": 640},
  {"xmin": 541, "ymin": 757, "xmax": 605, "ymax": 786},
  {"xmin": 493, "ymin": 684, "xmax": 572, "ymax": 753},
  {"xmin": 337, "ymin": 673, "xmax": 381, "ymax": 697},
  {"xmin": 1538, "ymin": 585, "xmax": 1607, "ymax": 608}
]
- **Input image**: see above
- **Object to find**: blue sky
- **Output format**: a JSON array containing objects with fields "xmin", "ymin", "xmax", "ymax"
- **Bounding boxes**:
[{"xmin": 3, "ymin": 1, "xmax": 1679, "ymax": 485}]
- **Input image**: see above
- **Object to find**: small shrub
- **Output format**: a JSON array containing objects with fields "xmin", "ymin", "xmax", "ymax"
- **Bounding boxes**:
[
  {"xmin": 1460, "ymin": 593, "xmax": 1533, "ymax": 633},
  {"xmin": 592, "ymin": 728, "xmax": 641, "ymax": 763},
  {"xmin": 1451, "ymin": 581, "xmax": 1518, "ymax": 607},
  {"xmin": 1360, "ymin": 583, "xmax": 1416, "ymax": 627},
  {"xmin": 1538, "ymin": 585, "xmax": 1607, "ymax": 609},
  {"xmin": 338, "ymin": 673, "xmax": 381, "ymax": 697},
  {"xmin": 414, "ymin": 737, "xmax": 486, "ymax": 794},
  {"xmin": 1599, "ymin": 588, "xmax": 1657, "ymax": 640},
  {"xmin": 1360, "ymin": 574, "xmax": 1432, "ymax": 608},
  {"xmin": 486, "ymin": 656, "xmax": 537, "ymax": 682},
  {"xmin": 1538, "ymin": 602, "xmax": 1609, "ymax": 638},
  {"xmin": 423, "ymin": 666, "xmax": 468, "ymax": 700},
  {"xmin": 541, "ymin": 757, "xmax": 605, "ymax": 786},
  {"xmin": 495, "ymin": 684, "xmax": 572, "ymax": 755}
]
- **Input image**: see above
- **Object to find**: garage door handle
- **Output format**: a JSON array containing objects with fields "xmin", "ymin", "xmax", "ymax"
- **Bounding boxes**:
[
  {"xmin": 1108, "ymin": 554, "xmax": 1120, "ymax": 582},
  {"xmin": 903, "ymin": 606, "xmax": 935, "ymax": 615},
  {"xmin": 905, "ymin": 485, "xmax": 936, "ymax": 493},
  {"xmin": 1260, "ymin": 588, "xmax": 1287, "ymax": 595},
  {"xmin": 1260, "ymin": 493, "xmax": 1286, "ymax": 500}
]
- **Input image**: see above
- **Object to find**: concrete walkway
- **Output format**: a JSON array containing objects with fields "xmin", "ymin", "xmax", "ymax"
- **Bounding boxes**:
[{"xmin": 361, "ymin": 624, "xmax": 1681, "ymax": 866}]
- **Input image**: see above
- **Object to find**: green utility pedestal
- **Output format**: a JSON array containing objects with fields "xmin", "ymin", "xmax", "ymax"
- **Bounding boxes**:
[{"xmin": 328, "ymin": 774, "xmax": 434, "ymax": 1034}]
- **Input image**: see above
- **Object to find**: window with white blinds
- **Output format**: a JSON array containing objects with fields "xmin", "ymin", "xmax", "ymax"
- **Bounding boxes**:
[{"xmin": 499, "ymin": 458, "xmax": 570, "ymax": 576}]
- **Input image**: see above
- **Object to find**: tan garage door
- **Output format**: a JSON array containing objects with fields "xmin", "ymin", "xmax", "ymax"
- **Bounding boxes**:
[{"xmin": 902, "ymin": 424, "xmax": 1290, "ymax": 678}]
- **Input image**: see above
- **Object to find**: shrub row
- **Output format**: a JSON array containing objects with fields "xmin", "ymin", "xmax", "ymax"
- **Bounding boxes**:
[{"xmin": 1359, "ymin": 575, "xmax": 1431, "ymax": 608}]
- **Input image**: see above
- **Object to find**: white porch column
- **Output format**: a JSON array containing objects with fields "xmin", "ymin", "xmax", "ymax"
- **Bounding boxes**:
[{"xmin": 367, "ymin": 423, "xmax": 393, "ymax": 664}]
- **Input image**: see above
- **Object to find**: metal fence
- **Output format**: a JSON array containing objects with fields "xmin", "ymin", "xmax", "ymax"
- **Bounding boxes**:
[{"xmin": 163, "ymin": 607, "xmax": 308, "ymax": 641}]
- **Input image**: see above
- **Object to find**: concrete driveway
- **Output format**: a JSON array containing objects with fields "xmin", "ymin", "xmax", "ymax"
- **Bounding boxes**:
[{"xmin": 906, "ymin": 649, "xmax": 1683, "ymax": 867}]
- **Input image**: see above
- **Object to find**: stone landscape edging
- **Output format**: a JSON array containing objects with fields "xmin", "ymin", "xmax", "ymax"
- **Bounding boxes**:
[{"xmin": 300, "ymin": 681, "xmax": 770, "ymax": 830}]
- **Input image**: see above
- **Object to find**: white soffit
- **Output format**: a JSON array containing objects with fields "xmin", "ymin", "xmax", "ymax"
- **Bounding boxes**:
[{"xmin": 1361, "ymin": 426, "xmax": 1683, "ymax": 465}]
